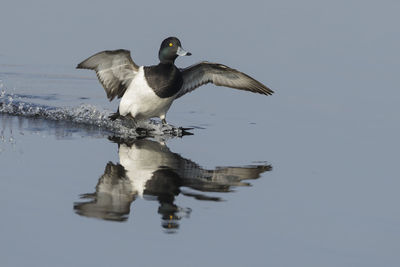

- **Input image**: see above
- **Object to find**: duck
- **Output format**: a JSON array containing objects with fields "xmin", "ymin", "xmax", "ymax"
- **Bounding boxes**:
[{"xmin": 76, "ymin": 37, "xmax": 274, "ymax": 125}]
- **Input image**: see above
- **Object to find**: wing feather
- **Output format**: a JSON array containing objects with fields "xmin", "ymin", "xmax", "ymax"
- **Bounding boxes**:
[
  {"xmin": 176, "ymin": 61, "xmax": 274, "ymax": 99},
  {"xmin": 77, "ymin": 49, "xmax": 139, "ymax": 101}
]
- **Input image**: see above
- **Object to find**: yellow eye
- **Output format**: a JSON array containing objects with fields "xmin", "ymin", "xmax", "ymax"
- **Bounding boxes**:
[{"xmin": 169, "ymin": 43, "xmax": 173, "ymax": 47}]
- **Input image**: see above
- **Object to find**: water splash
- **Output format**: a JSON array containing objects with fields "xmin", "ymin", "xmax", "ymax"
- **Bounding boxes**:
[{"xmin": 0, "ymin": 91, "xmax": 188, "ymax": 139}]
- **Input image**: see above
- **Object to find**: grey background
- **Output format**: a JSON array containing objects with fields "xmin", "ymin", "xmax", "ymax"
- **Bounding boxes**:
[{"xmin": 1, "ymin": 0, "xmax": 399, "ymax": 266}]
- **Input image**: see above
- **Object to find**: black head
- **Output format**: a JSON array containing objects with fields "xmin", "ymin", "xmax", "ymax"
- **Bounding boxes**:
[{"xmin": 158, "ymin": 37, "xmax": 191, "ymax": 64}]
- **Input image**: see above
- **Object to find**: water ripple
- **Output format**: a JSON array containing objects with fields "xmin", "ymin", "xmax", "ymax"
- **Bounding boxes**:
[{"xmin": 0, "ymin": 91, "xmax": 188, "ymax": 139}]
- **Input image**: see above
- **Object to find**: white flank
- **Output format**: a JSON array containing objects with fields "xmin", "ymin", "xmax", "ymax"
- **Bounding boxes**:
[{"xmin": 119, "ymin": 66, "xmax": 175, "ymax": 121}]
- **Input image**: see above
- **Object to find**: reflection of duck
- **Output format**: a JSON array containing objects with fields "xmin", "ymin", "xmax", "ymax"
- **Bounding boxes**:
[{"xmin": 74, "ymin": 139, "xmax": 271, "ymax": 231}]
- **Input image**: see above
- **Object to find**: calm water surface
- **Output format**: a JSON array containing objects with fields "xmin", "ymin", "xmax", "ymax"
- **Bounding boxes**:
[{"xmin": 1, "ymin": 1, "xmax": 400, "ymax": 266}]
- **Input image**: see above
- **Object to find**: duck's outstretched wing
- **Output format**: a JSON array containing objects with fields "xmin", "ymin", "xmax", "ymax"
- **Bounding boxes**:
[
  {"xmin": 176, "ymin": 61, "xmax": 274, "ymax": 99},
  {"xmin": 77, "ymin": 49, "xmax": 139, "ymax": 101}
]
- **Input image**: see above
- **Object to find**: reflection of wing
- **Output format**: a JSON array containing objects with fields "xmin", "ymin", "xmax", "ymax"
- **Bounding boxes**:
[
  {"xmin": 73, "ymin": 162, "xmax": 136, "ymax": 222},
  {"xmin": 182, "ymin": 165, "xmax": 272, "ymax": 193},
  {"xmin": 76, "ymin": 50, "xmax": 138, "ymax": 101}
]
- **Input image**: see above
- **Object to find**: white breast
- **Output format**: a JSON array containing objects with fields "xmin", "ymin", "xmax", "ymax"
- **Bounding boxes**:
[{"xmin": 119, "ymin": 67, "xmax": 175, "ymax": 121}]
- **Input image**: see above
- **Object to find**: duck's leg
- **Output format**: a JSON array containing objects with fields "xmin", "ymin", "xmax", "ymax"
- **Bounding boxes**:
[
  {"xmin": 160, "ymin": 114, "xmax": 168, "ymax": 125},
  {"xmin": 160, "ymin": 114, "xmax": 175, "ymax": 134},
  {"xmin": 116, "ymin": 113, "xmax": 137, "ymax": 129},
  {"xmin": 125, "ymin": 115, "xmax": 151, "ymax": 135},
  {"xmin": 108, "ymin": 107, "xmax": 121, "ymax": 121},
  {"xmin": 126, "ymin": 114, "xmax": 138, "ymax": 127}
]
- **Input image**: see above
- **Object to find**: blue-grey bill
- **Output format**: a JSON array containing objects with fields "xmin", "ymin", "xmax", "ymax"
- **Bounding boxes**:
[{"xmin": 176, "ymin": 46, "xmax": 191, "ymax": 56}]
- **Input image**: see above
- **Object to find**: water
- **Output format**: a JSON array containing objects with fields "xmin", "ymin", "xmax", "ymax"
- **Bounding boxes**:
[{"xmin": 1, "ymin": 1, "xmax": 400, "ymax": 266}]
